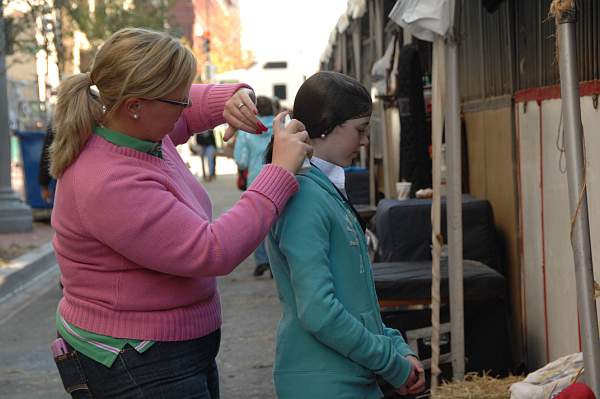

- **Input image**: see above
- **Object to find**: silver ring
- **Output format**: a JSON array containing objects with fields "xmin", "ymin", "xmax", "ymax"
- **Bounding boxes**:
[{"xmin": 237, "ymin": 103, "xmax": 246, "ymax": 110}]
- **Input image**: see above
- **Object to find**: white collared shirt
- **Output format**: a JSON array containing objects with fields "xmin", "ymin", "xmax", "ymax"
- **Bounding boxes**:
[{"xmin": 310, "ymin": 157, "xmax": 346, "ymax": 195}]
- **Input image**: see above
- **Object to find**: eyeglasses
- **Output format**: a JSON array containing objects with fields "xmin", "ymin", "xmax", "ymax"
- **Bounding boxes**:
[{"xmin": 154, "ymin": 97, "xmax": 193, "ymax": 108}]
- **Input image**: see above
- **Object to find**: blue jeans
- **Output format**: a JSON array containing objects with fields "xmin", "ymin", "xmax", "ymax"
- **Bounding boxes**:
[
  {"xmin": 54, "ymin": 330, "xmax": 221, "ymax": 399},
  {"xmin": 199, "ymin": 145, "xmax": 216, "ymax": 177}
]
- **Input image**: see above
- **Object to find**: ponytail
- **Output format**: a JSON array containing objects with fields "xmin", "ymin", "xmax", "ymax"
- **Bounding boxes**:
[{"xmin": 50, "ymin": 73, "xmax": 103, "ymax": 178}]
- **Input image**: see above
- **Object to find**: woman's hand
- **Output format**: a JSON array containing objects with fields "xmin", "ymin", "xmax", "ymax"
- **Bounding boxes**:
[
  {"xmin": 271, "ymin": 112, "xmax": 312, "ymax": 174},
  {"xmin": 223, "ymin": 88, "xmax": 267, "ymax": 141},
  {"xmin": 396, "ymin": 356, "xmax": 425, "ymax": 396}
]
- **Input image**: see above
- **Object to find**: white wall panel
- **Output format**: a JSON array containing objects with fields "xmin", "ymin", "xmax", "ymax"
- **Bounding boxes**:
[
  {"xmin": 580, "ymin": 97, "xmax": 600, "ymax": 331},
  {"xmin": 517, "ymin": 101, "xmax": 547, "ymax": 368},
  {"xmin": 540, "ymin": 99, "xmax": 579, "ymax": 361},
  {"xmin": 517, "ymin": 95, "xmax": 600, "ymax": 370}
]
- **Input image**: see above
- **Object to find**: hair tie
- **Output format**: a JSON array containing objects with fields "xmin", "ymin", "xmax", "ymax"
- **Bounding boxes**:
[{"xmin": 86, "ymin": 73, "xmax": 100, "ymax": 97}]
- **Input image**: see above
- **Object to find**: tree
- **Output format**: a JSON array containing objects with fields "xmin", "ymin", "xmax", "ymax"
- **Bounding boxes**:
[
  {"xmin": 3, "ymin": 0, "xmax": 64, "ymax": 68},
  {"xmin": 63, "ymin": 0, "xmax": 175, "ymax": 49},
  {"xmin": 4, "ymin": 0, "xmax": 177, "ymax": 74}
]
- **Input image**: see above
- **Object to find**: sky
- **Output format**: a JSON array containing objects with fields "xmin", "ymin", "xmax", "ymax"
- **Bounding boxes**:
[{"xmin": 238, "ymin": 0, "xmax": 348, "ymax": 76}]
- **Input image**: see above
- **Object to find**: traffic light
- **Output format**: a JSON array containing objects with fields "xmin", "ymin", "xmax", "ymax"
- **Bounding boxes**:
[{"xmin": 202, "ymin": 31, "xmax": 211, "ymax": 54}]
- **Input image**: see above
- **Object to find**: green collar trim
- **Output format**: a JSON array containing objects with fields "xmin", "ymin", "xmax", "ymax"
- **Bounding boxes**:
[{"xmin": 94, "ymin": 126, "xmax": 162, "ymax": 158}]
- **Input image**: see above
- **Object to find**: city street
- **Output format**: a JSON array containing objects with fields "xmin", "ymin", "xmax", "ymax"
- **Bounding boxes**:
[
  {"xmin": 3, "ymin": 0, "xmax": 600, "ymax": 397},
  {"xmin": 0, "ymin": 174, "xmax": 280, "ymax": 399}
]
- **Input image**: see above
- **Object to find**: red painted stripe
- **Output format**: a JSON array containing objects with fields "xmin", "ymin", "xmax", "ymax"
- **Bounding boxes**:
[
  {"xmin": 514, "ymin": 80, "xmax": 600, "ymax": 103},
  {"xmin": 539, "ymin": 104, "xmax": 551, "ymax": 363}
]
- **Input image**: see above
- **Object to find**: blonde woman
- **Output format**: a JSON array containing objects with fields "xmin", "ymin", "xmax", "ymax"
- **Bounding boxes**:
[{"xmin": 49, "ymin": 28, "xmax": 310, "ymax": 398}]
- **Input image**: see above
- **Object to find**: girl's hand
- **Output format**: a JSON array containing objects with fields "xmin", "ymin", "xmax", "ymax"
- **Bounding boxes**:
[
  {"xmin": 271, "ymin": 112, "xmax": 312, "ymax": 174},
  {"xmin": 223, "ymin": 88, "xmax": 268, "ymax": 141},
  {"xmin": 404, "ymin": 356, "xmax": 425, "ymax": 395}
]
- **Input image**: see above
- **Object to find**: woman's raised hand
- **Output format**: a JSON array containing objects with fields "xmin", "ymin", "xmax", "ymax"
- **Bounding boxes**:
[
  {"xmin": 223, "ymin": 88, "xmax": 267, "ymax": 141},
  {"xmin": 271, "ymin": 112, "xmax": 312, "ymax": 174}
]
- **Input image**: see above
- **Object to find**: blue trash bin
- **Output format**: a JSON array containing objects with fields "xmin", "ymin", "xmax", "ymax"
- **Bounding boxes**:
[{"xmin": 14, "ymin": 131, "xmax": 54, "ymax": 209}]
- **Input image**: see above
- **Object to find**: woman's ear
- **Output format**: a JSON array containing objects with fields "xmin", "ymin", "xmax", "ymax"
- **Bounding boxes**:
[{"xmin": 124, "ymin": 98, "xmax": 143, "ymax": 118}]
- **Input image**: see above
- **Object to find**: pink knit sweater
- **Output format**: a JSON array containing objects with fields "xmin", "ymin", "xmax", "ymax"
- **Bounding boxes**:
[{"xmin": 53, "ymin": 84, "xmax": 298, "ymax": 341}]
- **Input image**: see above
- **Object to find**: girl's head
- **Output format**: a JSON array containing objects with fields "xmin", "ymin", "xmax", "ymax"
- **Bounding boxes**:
[
  {"xmin": 293, "ymin": 71, "xmax": 371, "ymax": 140},
  {"xmin": 50, "ymin": 27, "xmax": 197, "ymax": 177},
  {"xmin": 265, "ymin": 71, "xmax": 372, "ymax": 167}
]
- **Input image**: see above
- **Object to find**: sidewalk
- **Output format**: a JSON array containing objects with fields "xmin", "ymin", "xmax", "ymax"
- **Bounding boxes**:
[
  {"xmin": 1, "ymin": 161, "xmax": 56, "ymax": 301},
  {"xmin": 2, "ymin": 160, "xmax": 52, "ymax": 267},
  {"xmin": 0, "ymin": 221, "xmax": 56, "ymax": 302},
  {"xmin": 0, "ymin": 222, "xmax": 53, "ymax": 267}
]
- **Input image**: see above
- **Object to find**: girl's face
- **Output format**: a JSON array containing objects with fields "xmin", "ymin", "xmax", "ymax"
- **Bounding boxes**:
[{"xmin": 318, "ymin": 116, "xmax": 371, "ymax": 167}]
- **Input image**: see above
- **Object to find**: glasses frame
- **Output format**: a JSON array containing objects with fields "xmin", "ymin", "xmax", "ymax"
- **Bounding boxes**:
[{"xmin": 154, "ymin": 97, "xmax": 193, "ymax": 108}]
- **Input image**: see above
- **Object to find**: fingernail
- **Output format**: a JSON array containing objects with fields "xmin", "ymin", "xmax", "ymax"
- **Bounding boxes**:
[{"xmin": 257, "ymin": 121, "xmax": 268, "ymax": 131}]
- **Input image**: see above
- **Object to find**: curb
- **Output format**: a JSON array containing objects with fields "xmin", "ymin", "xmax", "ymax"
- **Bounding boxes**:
[{"xmin": 0, "ymin": 242, "xmax": 57, "ymax": 303}]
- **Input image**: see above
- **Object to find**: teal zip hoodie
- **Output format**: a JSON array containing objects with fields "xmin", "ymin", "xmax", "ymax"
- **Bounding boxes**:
[{"xmin": 267, "ymin": 166, "xmax": 415, "ymax": 399}]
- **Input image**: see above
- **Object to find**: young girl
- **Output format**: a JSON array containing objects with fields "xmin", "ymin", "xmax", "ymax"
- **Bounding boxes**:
[{"xmin": 265, "ymin": 71, "xmax": 425, "ymax": 398}]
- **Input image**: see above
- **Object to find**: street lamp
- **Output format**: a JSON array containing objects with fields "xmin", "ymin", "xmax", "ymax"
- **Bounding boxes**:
[{"xmin": 0, "ymin": 5, "xmax": 33, "ymax": 233}]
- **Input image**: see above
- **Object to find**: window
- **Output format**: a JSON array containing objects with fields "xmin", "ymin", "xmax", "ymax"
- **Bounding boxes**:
[
  {"xmin": 263, "ymin": 61, "xmax": 288, "ymax": 69},
  {"xmin": 273, "ymin": 84, "xmax": 287, "ymax": 100}
]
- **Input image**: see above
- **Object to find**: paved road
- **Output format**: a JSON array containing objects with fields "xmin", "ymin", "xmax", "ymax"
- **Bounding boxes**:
[
  {"xmin": 0, "ymin": 267, "xmax": 64, "ymax": 398},
  {"xmin": 0, "ymin": 174, "xmax": 280, "ymax": 399}
]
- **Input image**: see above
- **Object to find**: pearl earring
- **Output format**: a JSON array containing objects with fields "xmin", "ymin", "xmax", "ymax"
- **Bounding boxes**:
[
  {"xmin": 321, "ymin": 133, "xmax": 326, "ymax": 139},
  {"xmin": 133, "ymin": 114, "xmax": 139, "ymax": 119}
]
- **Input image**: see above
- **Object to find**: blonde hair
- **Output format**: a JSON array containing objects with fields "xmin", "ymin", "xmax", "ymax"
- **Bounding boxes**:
[{"xmin": 50, "ymin": 27, "xmax": 197, "ymax": 177}]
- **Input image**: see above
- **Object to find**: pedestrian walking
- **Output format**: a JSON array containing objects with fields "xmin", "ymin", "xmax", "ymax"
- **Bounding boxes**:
[
  {"xmin": 234, "ymin": 95, "xmax": 275, "ymax": 276},
  {"xmin": 194, "ymin": 129, "xmax": 217, "ymax": 181},
  {"xmin": 265, "ymin": 71, "xmax": 425, "ymax": 398},
  {"xmin": 49, "ymin": 27, "xmax": 310, "ymax": 399},
  {"xmin": 39, "ymin": 124, "xmax": 55, "ymax": 203}
]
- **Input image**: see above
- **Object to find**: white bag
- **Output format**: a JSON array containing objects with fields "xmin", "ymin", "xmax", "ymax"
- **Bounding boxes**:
[
  {"xmin": 509, "ymin": 352, "xmax": 584, "ymax": 399},
  {"xmin": 388, "ymin": 0, "xmax": 449, "ymax": 42}
]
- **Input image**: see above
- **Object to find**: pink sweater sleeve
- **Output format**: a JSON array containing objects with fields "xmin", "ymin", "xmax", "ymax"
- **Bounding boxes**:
[
  {"xmin": 76, "ymin": 163, "xmax": 297, "ymax": 278},
  {"xmin": 168, "ymin": 83, "xmax": 252, "ymax": 145}
]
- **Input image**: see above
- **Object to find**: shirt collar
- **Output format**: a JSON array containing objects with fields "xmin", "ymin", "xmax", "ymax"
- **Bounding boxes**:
[
  {"xmin": 310, "ymin": 157, "xmax": 346, "ymax": 192},
  {"xmin": 94, "ymin": 126, "xmax": 163, "ymax": 159}
]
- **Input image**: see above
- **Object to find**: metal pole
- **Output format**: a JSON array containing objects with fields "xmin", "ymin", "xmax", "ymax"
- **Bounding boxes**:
[
  {"xmin": 557, "ymin": 7, "xmax": 600, "ymax": 395},
  {"xmin": 0, "ymin": 6, "xmax": 33, "ymax": 233},
  {"xmin": 445, "ymin": 0, "xmax": 465, "ymax": 380}
]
